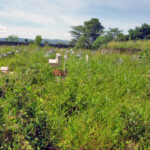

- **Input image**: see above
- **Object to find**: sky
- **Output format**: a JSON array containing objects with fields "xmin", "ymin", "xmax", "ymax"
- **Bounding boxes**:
[{"xmin": 0, "ymin": 0, "xmax": 150, "ymax": 40}]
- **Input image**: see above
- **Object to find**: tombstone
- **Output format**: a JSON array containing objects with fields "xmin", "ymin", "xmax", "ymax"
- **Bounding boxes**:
[
  {"xmin": 48, "ymin": 50, "xmax": 55, "ymax": 55},
  {"xmin": 76, "ymin": 52, "xmax": 82, "ymax": 58},
  {"xmin": 118, "ymin": 57, "xmax": 123, "ymax": 63},
  {"xmin": 7, "ymin": 52, "xmax": 14, "ymax": 56},
  {"xmin": 64, "ymin": 55, "xmax": 67, "ymax": 60},
  {"xmin": 2, "ymin": 54, "xmax": 8, "ymax": 57},
  {"xmin": 64, "ymin": 55, "xmax": 67, "ymax": 71},
  {"xmin": 0, "ymin": 67, "xmax": 9, "ymax": 74},
  {"xmin": 101, "ymin": 49, "xmax": 108, "ymax": 54},
  {"xmin": 48, "ymin": 53, "xmax": 62, "ymax": 67},
  {"xmin": 66, "ymin": 50, "xmax": 69, "ymax": 54},
  {"xmin": 7, "ymin": 52, "xmax": 12, "ymax": 55},
  {"xmin": 86, "ymin": 55, "xmax": 89, "ymax": 62},
  {"xmin": 71, "ymin": 50, "xmax": 74, "ymax": 54},
  {"xmin": 70, "ymin": 49, "xmax": 74, "ymax": 54},
  {"xmin": 131, "ymin": 55, "xmax": 139, "ymax": 61}
]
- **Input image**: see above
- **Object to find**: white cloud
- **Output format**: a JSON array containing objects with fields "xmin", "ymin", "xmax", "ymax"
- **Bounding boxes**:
[
  {"xmin": 0, "ymin": 25, "xmax": 72, "ymax": 40},
  {"xmin": 0, "ymin": 25, "xmax": 8, "ymax": 34},
  {"xmin": 0, "ymin": 0, "xmax": 149, "ymax": 40}
]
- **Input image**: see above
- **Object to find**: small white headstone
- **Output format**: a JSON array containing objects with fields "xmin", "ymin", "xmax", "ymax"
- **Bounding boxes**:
[
  {"xmin": 86, "ymin": 55, "xmax": 89, "ymax": 62},
  {"xmin": 64, "ymin": 55, "xmax": 67, "ymax": 60},
  {"xmin": 0, "ymin": 67, "xmax": 9, "ymax": 74}
]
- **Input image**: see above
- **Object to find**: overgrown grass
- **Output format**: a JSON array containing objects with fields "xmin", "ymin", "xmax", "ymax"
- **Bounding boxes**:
[
  {"xmin": 0, "ymin": 44, "xmax": 150, "ymax": 149},
  {"xmin": 107, "ymin": 40, "xmax": 150, "ymax": 50}
]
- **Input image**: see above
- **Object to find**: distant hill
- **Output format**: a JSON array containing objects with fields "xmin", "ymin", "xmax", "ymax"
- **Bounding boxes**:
[
  {"xmin": 0, "ymin": 38, "xmax": 70, "ymax": 44},
  {"xmin": 42, "ymin": 39, "xmax": 69, "ymax": 44}
]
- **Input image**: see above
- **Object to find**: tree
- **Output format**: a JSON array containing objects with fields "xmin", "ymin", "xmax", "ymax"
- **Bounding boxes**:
[
  {"xmin": 92, "ymin": 36, "xmax": 110, "ymax": 49},
  {"xmin": 75, "ymin": 35, "xmax": 89, "ymax": 49},
  {"xmin": 84, "ymin": 18, "xmax": 104, "ymax": 47},
  {"xmin": 6, "ymin": 35, "xmax": 19, "ymax": 42},
  {"xmin": 24, "ymin": 38, "xmax": 28, "ymax": 43},
  {"xmin": 35, "ymin": 35, "xmax": 42, "ymax": 45},
  {"xmin": 70, "ymin": 18, "xmax": 104, "ymax": 49},
  {"xmin": 70, "ymin": 25, "xmax": 84, "ymax": 44},
  {"xmin": 106, "ymin": 28, "xmax": 123, "ymax": 41},
  {"xmin": 44, "ymin": 40, "xmax": 49, "ymax": 45},
  {"xmin": 117, "ymin": 33, "xmax": 129, "ymax": 41},
  {"xmin": 128, "ymin": 23, "xmax": 150, "ymax": 40}
]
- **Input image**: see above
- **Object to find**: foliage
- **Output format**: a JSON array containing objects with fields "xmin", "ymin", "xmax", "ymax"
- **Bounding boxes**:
[
  {"xmin": 44, "ymin": 40, "xmax": 48, "ymax": 44},
  {"xmin": 129, "ymin": 23, "xmax": 150, "ymax": 40},
  {"xmin": 92, "ymin": 36, "xmax": 110, "ymax": 49},
  {"xmin": 35, "ymin": 35, "xmax": 42, "ymax": 45},
  {"xmin": 117, "ymin": 33, "xmax": 129, "ymax": 41},
  {"xmin": 70, "ymin": 25, "xmax": 84, "ymax": 45},
  {"xmin": 107, "ymin": 40, "xmax": 150, "ymax": 50},
  {"xmin": 70, "ymin": 21, "xmax": 150, "ymax": 49},
  {"xmin": 5, "ymin": 35, "xmax": 19, "ymax": 42},
  {"xmin": 24, "ymin": 39, "xmax": 28, "ymax": 43},
  {"xmin": 75, "ymin": 35, "xmax": 89, "ymax": 49},
  {"xmin": 0, "ymin": 45, "xmax": 149, "ymax": 149},
  {"xmin": 70, "ymin": 18, "xmax": 104, "ymax": 48},
  {"xmin": 106, "ymin": 28, "xmax": 123, "ymax": 41},
  {"xmin": 84, "ymin": 18, "xmax": 104, "ymax": 46}
]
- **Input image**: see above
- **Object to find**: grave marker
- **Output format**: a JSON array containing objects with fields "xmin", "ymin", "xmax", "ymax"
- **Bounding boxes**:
[
  {"xmin": 48, "ymin": 53, "xmax": 62, "ymax": 67},
  {"xmin": 76, "ymin": 52, "xmax": 82, "ymax": 58},
  {"xmin": 2, "ymin": 54, "xmax": 7, "ymax": 57},
  {"xmin": 64, "ymin": 55, "xmax": 67, "ymax": 60},
  {"xmin": 118, "ymin": 57, "xmax": 123, "ymax": 63},
  {"xmin": 86, "ymin": 55, "xmax": 89, "ymax": 62},
  {"xmin": 0, "ymin": 67, "xmax": 9, "ymax": 74}
]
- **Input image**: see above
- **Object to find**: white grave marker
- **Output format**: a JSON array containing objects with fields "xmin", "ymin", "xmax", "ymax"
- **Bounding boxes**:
[
  {"xmin": 86, "ymin": 55, "xmax": 89, "ymax": 62},
  {"xmin": 64, "ymin": 55, "xmax": 67, "ymax": 60},
  {"xmin": 0, "ymin": 67, "xmax": 9, "ymax": 74},
  {"xmin": 48, "ymin": 53, "xmax": 62, "ymax": 67}
]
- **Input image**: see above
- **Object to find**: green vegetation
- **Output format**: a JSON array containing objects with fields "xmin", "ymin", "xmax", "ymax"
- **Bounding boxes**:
[
  {"xmin": 0, "ymin": 44, "xmax": 149, "ymax": 149},
  {"xmin": 92, "ymin": 36, "xmax": 110, "ymax": 49},
  {"xmin": 70, "ymin": 18, "xmax": 150, "ymax": 49},
  {"xmin": 35, "ymin": 35, "xmax": 42, "ymax": 45},
  {"xmin": 107, "ymin": 40, "xmax": 150, "ymax": 50},
  {"xmin": 5, "ymin": 35, "xmax": 19, "ymax": 42},
  {"xmin": 70, "ymin": 18, "xmax": 104, "ymax": 48},
  {"xmin": 128, "ymin": 23, "xmax": 150, "ymax": 40}
]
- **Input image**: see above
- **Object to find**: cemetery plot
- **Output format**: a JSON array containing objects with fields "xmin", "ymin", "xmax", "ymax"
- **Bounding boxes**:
[{"xmin": 0, "ymin": 45, "xmax": 149, "ymax": 150}]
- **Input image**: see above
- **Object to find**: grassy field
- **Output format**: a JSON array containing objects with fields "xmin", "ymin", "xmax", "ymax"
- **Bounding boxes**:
[
  {"xmin": 107, "ymin": 40, "xmax": 150, "ymax": 50},
  {"xmin": 0, "ymin": 44, "xmax": 150, "ymax": 149}
]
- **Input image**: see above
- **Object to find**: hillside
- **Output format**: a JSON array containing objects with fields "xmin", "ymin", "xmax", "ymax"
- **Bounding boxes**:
[{"xmin": 0, "ymin": 38, "xmax": 70, "ymax": 44}]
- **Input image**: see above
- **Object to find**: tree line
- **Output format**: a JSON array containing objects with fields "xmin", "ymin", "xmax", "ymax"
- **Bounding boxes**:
[
  {"xmin": 69, "ymin": 18, "xmax": 150, "ymax": 49},
  {"xmin": 4, "ymin": 35, "xmax": 70, "ymax": 46},
  {"xmin": 5, "ymin": 35, "xmax": 43, "ymax": 45}
]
